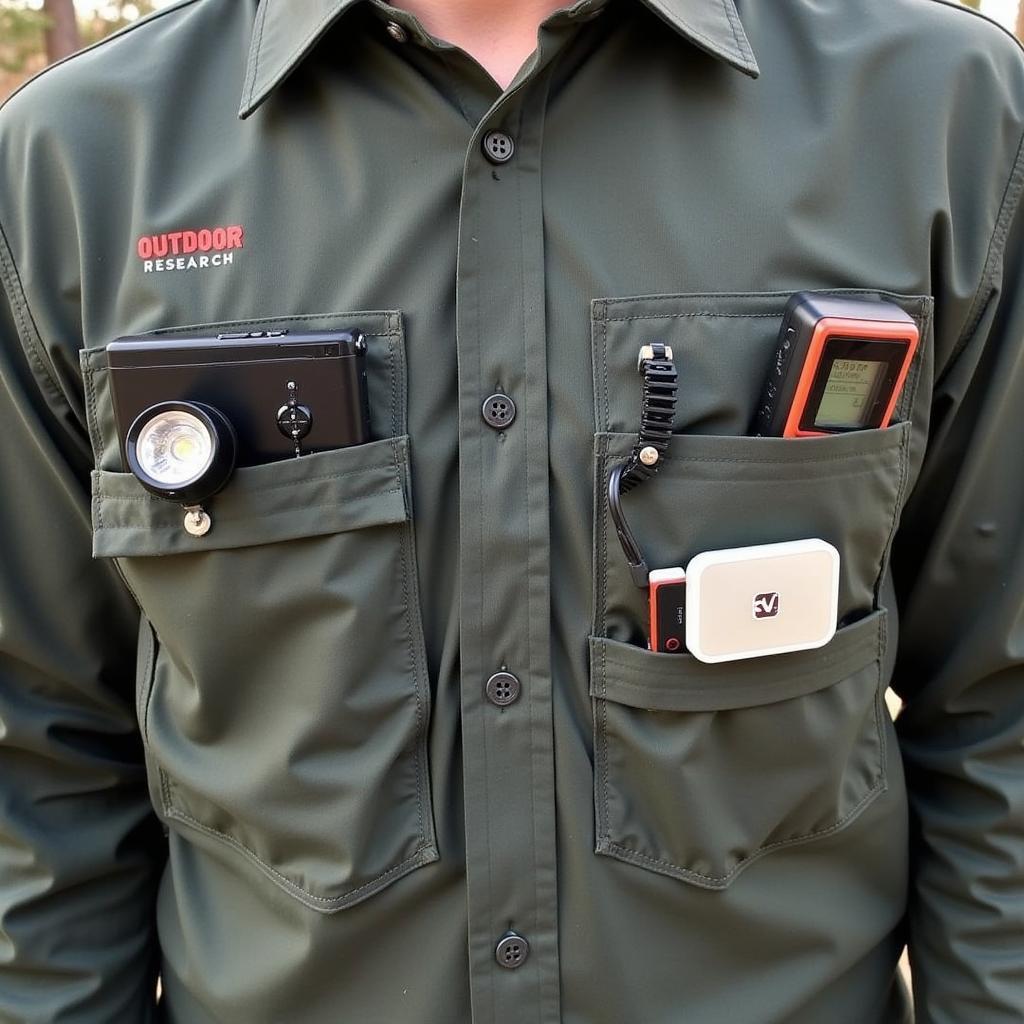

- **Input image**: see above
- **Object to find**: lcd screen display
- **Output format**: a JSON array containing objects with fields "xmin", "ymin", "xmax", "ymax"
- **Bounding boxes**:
[{"xmin": 813, "ymin": 358, "xmax": 885, "ymax": 428}]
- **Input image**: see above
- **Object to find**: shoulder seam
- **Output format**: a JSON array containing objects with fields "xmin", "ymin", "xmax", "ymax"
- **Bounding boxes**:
[
  {"xmin": 0, "ymin": 216, "xmax": 72, "ymax": 417},
  {"xmin": 948, "ymin": 125, "xmax": 1024, "ymax": 369},
  {"xmin": 0, "ymin": 0, "xmax": 208, "ymax": 117},
  {"xmin": 921, "ymin": 0, "xmax": 1024, "ymax": 60}
]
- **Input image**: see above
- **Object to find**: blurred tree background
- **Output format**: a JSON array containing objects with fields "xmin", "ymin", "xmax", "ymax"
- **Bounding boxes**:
[
  {"xmin": 2, "ymin": 1, "xmax": 156, "ymax": 99},
  {"xmin": 0, "ymin": 0, "xmax": 1022, "ymax": 103}
]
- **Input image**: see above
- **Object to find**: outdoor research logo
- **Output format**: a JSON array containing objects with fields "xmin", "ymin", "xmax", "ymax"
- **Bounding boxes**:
[
  {"xmin": 136, "ymin": 225, "xmax": 244, "ymax": 273},
  {"xmin": 753, "ymin": 592, "xmax": 780, "ymax": 619}
]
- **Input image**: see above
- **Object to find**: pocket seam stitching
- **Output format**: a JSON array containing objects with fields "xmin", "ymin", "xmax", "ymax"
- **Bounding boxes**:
[
  {"xmin": 96, "ymin": 489, "xmax": 404, "ymax": 548},
  {"xmin": 895, "ymin": 303, "xmax": 931, "ymax": 423},
  {"xmin": 597, "ymin": 637, "xmax": 611, "ymax": 843},
  {"xmin": 97, "ymin": 484, "xmax": 402, "ymax": 510},
  {"xmin": 599, "ymin": 761, "xmax": 885, "ymax": 886},
  {"xmin": 135, "ymin": 313, "xmax": 401, "ymax": 339},
  {"xmin": 392, "ymin": 434, "xmax": 434, "ymax": 865},
  {"xmin": 662, "ymin": 456, "xmax": 902, "ymax": 471},
  {"xmin": 596, "ymin": 644, "xmax": 875, "ymax": 702},
  {"xmin": 873, "ymin": 414, "xmax": 914, "ymax": 609},
  {"xmin": 602, "ymin": 312, "xmax": 783, "ymax": 323},
  {"xmin": 598, "ymin": 431, "xmax": 909, "ymax": 468},
  {"xmin": 96, "ymin": 463, "xmax": 401, "ymax": 499},
  {"xmin": 158, "ymin": 769, "xmax": 437, "ymax": 908},
  {"xmin": 83, "ymin": 358, "xmax": 103, "ymax": 466},
  {"xmin": 593, "ymin": 290, "xmax": 932, "ymax": 321},
  {"xmin": 600, "ymin": 309, "xmax": 610, "ymax": 445},
  {"xmin": 595, "ymin": 437, "xmax": 609, "ymax": 639},
  {"xmin": 386, "ymin": 326, "xmax": 399, "ymax": 439},
  {"xmin": 594, "ymin": 647, "xmax": 889, "ymax": 887},
  {"xmin": 137, "ymin": 617, "xmax": 156, "ymax": 743}
]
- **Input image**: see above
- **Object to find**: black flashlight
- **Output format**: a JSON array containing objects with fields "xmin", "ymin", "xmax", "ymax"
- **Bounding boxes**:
[{"xmin": 125, "ymin": 400, "xmax": 237, "ymax": 507}]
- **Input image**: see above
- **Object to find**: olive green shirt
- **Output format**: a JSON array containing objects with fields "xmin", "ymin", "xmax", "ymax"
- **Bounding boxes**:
[{"xmin": 1, "ymin": 1, "xmax": 1022, "ymax": 1021}]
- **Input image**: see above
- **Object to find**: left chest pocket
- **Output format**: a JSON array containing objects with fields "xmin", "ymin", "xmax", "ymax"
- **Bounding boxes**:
[
  {"xmin": 588, "ymin": 290, "xmax": 930, "ymax": 888},
  {"xmin": 81, "ymin": 312, "xmax": 438, "ymax": 912}
]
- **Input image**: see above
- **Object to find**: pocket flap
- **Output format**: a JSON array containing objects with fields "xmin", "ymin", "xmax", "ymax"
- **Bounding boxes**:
[
  {"xmin": 590, "ymin": 608, "xmax": 885, "ymax": 712},
  {"xmin": 91, "ymin": 434, "xmax": 410, "ymax": 557}
]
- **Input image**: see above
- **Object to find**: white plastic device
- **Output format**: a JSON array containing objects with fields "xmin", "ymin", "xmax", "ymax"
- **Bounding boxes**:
[{"xmin": 681, "ymin": 538, "xmax": 840, "ymax": 664}]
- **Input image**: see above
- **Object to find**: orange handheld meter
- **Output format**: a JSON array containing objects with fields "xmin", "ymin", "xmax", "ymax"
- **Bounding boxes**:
[{"xmin": 753, "ymin": 293, "xmax": 919, "ymax": 437}]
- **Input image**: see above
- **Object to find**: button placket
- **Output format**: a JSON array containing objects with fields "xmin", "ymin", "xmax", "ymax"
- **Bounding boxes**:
[{"xmin": 457, "ymin": 49, "xmax": 562, "ymax": 1024}]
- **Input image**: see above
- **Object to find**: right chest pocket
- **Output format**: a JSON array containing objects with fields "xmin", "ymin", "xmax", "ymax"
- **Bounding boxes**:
[
  {"xmin": 82, "ymin": 311, "xmax": 437, "ymax": 912},
  {"xmin": 589, "ymin": 290, "xmax": 929, "ymax": 890}
]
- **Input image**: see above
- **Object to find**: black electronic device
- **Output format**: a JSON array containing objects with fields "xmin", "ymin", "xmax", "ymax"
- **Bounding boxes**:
[{"xmin": 107, "ymin": 328, "xmax": 370, "ymax": 470}]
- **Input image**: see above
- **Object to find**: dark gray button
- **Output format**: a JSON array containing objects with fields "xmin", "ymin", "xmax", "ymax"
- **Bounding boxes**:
[
  {"xmin": 495, "ymin": 932, "xmax": 529, "ymax": 969},
  {"xmin": 481, "ymin": 393, "xmax": 516, "ymax": 429},
  {"xmin": 482, "ymin": 130, "xmax": 515, "ymax": 165},
  {"xmin": 385, "ymin": 21, "xmax": 408, "ymax": 43},
  {"xmin": 276, "ymin": 403, "xmax": 313, "ymax": 440},
  {"xmin": 485, "ymin": 671, "xmax": 521, "ymax": 707}
]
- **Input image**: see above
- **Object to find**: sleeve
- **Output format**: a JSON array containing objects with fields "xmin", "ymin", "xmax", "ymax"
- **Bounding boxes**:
[
  {"xmin": 889, "ymin": 132, "xmax": 1024, "ymax": 1023},
  {"xmin": 0, "ymin": 224, "xmax": 165, "ymax": 1020}
]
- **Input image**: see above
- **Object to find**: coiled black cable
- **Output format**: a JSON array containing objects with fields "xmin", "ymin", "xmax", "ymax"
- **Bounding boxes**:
[{"xmin": 607, "ymin": 342, "xmax": 678, "ymax": 588}]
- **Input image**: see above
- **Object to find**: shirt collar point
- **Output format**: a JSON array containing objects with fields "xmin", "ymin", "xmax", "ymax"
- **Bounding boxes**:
[
  {"xmin": 734, "ymin": 53, "xmax": 760, "ymax": 79},
  {"xmin": 237, "ymin": 95, "xmax": 262, "ymax": 120}
]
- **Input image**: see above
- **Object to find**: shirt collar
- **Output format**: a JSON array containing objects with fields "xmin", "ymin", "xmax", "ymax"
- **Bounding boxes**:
[{"xmin": 238, "ymin": 0, "xmax": 759, "ymax": 119}]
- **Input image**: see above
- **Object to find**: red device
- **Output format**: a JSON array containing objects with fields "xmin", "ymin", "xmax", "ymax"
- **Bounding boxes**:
[
  {"xmin": 648, "ymin": 567, "xmax": 687, "ymax": 652},
  {"xmin": 753, "ymin": 293, "xmax": 919, "ymax": 437}
]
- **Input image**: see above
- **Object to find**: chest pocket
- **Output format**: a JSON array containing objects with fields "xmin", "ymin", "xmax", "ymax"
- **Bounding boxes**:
[
  {"xmin": 589, "ymin": 290, "xmax": 930, "ymax": 888},
  {"xmin": 81, "ymin": 311, "xmax": 437, "ymax": 912}
]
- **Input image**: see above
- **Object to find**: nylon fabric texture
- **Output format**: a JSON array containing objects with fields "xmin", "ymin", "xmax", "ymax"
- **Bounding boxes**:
[{"xmin": 0, "ymin": 1, "xmax": 1022, "ymax": 1022}]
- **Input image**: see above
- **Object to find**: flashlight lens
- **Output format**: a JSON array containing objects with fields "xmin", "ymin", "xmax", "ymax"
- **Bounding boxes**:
[{"xmin": 136, "ymin": 410, "xmax": 214, "ymax": 485}]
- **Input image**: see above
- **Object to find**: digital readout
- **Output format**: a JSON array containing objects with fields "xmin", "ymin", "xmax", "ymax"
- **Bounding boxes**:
[{"xmin": 814, "ymin": 358, "xmax": 885, "ymax": 427}]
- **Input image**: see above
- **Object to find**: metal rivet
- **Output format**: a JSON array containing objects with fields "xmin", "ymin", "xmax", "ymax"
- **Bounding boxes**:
[
  {"xmin": 639, "ymin": 446, "xmax": 659, "ymax": 466},
  {"xmin": 183, "ymin": 508, "xmax": 212, "ymax": 537},
  {"xmin": 385, "ymin": 21, "xmax": 408, "ymax": 43}
]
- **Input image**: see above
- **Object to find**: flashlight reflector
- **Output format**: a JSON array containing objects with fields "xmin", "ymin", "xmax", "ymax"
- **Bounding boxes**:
[
  {"xmin": 125, "ymin": 401, "xmax": 236, "ymax": 506},
  {"xmin": 136, "ymin": 409, "xmax": 215, "ymax": 486}
]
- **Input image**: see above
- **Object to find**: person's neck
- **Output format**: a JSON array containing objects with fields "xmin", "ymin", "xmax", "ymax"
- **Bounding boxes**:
[{"xmin": 396, "ymin": 0, "xmax": 567, "ymax": 89}]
